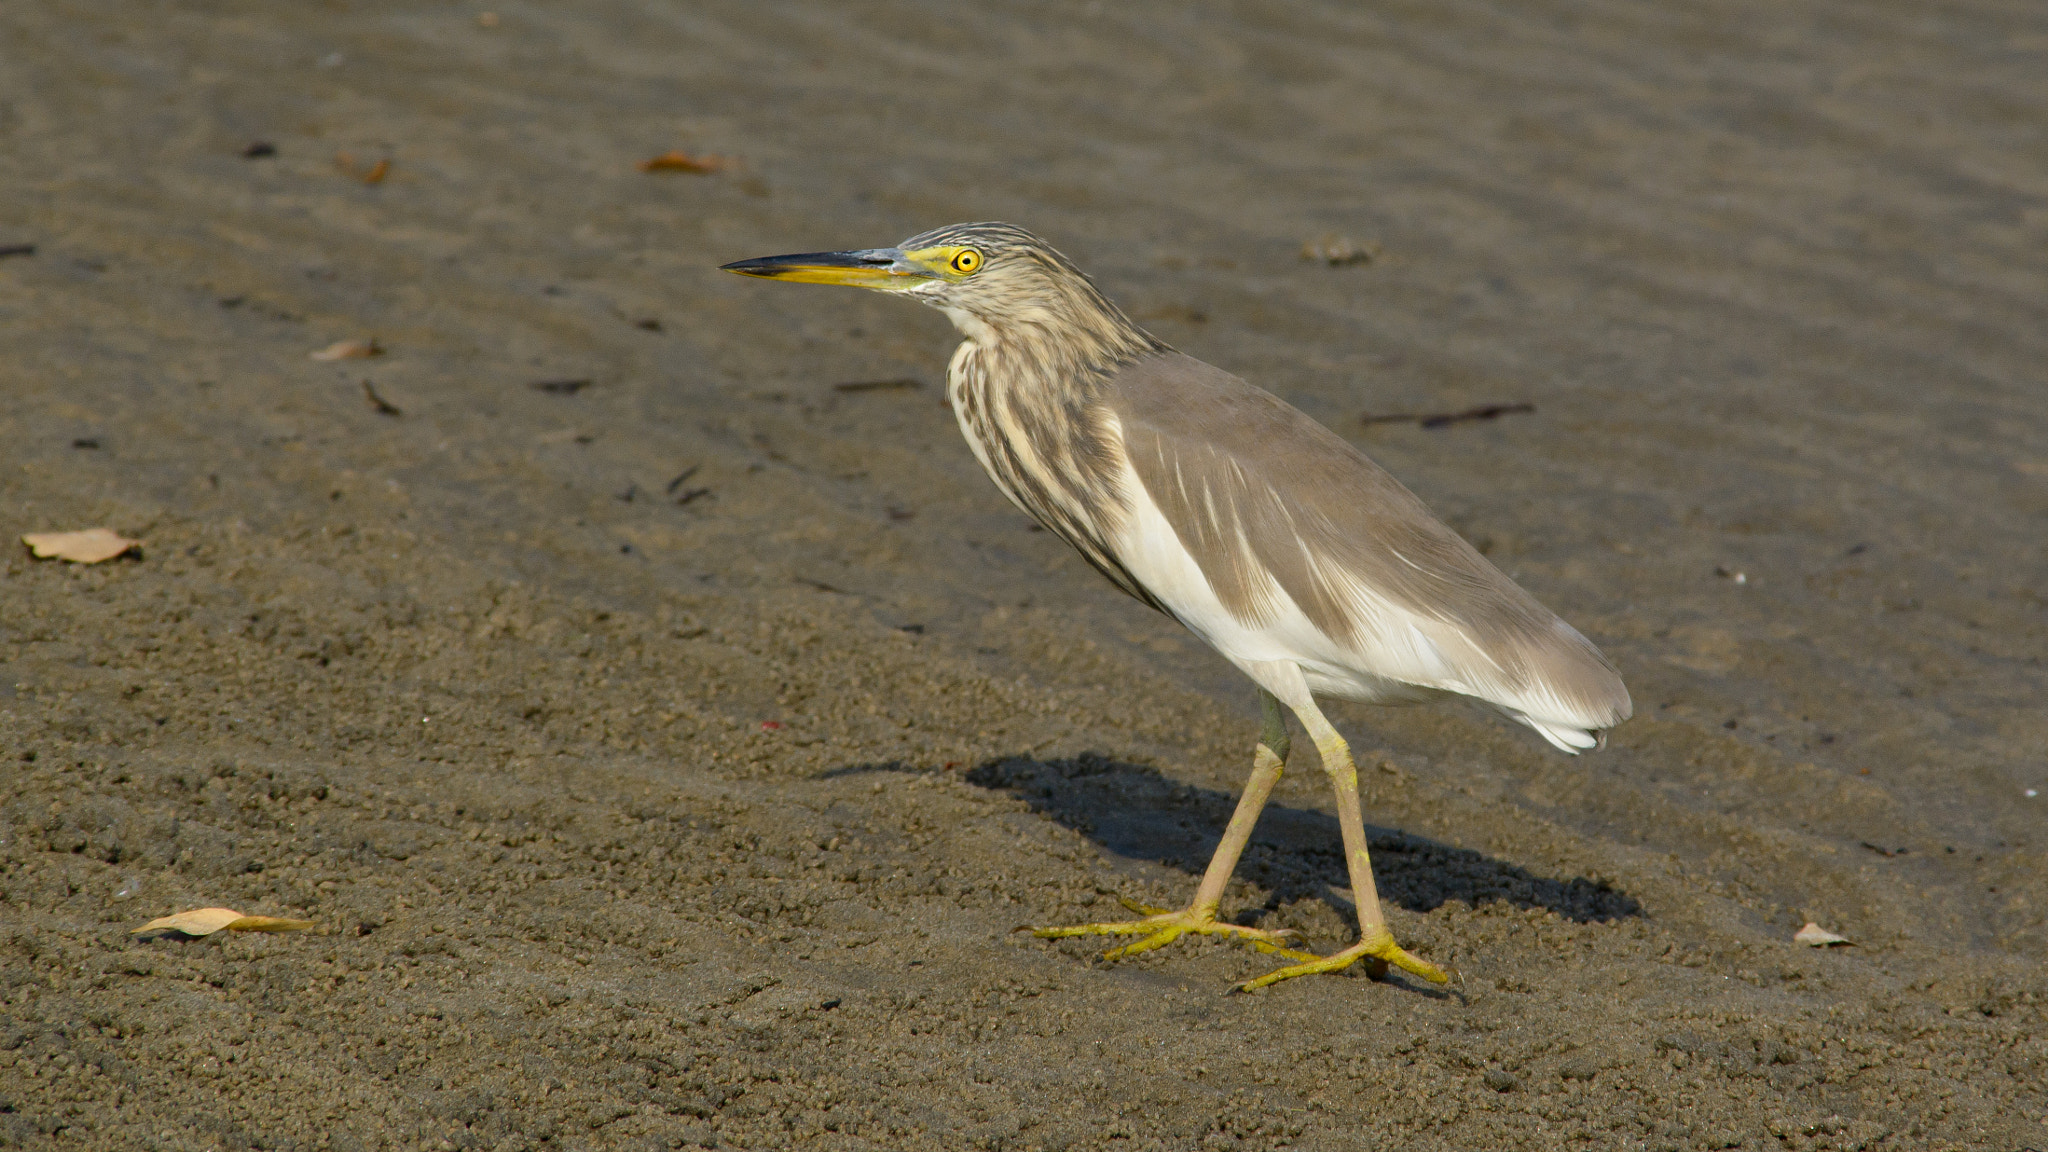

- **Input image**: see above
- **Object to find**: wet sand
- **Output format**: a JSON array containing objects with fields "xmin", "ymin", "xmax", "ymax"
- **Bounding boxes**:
[{"xmin": 2, "ymin": 1, "xmax": 2045, "ymax": 1149}]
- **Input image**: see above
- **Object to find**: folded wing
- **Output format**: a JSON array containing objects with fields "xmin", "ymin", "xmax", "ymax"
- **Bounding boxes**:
[{"xmin": 1104, "ymin": 352, "xmax": 1631, "ymax": 750}]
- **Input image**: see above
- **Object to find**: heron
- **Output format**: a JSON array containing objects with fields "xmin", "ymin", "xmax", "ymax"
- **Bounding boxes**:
[{"xmin": 722, "ymin": 223, "xmax": 1630, "ymax": 990}]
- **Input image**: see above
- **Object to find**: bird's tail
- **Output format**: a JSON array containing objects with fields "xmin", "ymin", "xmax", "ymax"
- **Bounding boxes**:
[{"xmin": 1514, "ymin": 712, "xmax": 1604, "ymax": 754}]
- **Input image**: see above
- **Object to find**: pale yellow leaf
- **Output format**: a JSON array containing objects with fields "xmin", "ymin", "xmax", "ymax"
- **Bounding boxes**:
[
  {"xmin": 1793, "ymin": 921, "xmax": 1852, "ymax": 947},
  {"xmin": 226, "ymin": 915, "xmax": 317, "ymax": 933},
  {"xmin": 132, "ymin": 907, "xmax": 316, "ymax": 936},
  {"xmin": 1300, "ymin": 234, "xmax": 1379, "ymax": 266},
  {"xmin": 133, "ymin": 907, "xmax": 245, "ymax": 936},
  {"xmin": 21, "ymin": 528, "xmax": 139, "ymax": 564},
  {"xmin": 310, "ymin": 338, "xmax": 383, "ymax": 361}
]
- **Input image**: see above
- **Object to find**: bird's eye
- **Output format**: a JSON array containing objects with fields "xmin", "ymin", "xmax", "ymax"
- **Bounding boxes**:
[{"xmin": 950, "ymin": 249, "xmax": 982, "ymax": 275}]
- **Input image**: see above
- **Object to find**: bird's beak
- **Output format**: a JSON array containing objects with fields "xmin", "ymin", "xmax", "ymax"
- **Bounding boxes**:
[{"xmin": 719, "ymin": 247, "xmax": 934, "ymax": 290}]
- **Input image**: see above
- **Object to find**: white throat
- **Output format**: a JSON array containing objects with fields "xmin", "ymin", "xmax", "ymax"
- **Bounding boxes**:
[{"xmin": 932, "ymin": 300, "xmax": 1001, "ymax": 348}]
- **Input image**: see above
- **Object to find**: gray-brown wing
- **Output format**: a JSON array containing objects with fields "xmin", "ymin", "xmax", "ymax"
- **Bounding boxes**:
[{"xmin": 1104, "ymin": 351, "xmax": 1629, "ymax": 729}]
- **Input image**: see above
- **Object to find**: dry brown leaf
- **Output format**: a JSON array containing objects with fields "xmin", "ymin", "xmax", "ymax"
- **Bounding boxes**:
[
  {"xmin": 21, "ymin": 528, "xmax": 139, "ymax": 564},
  {"xmin": 132, "ymin": 907, "xmax": 316, "ymax": 937},
  {"xmin": 1794, "ymin": 921, "xmax": 1853, "ymax": 947},
  {"xmin": 310, "ymin": 338, "xmax": 383, "ymax": 361},
  {"xmin": 636, "ymin": 150, "xmax": 731, "ymax": 174},
  {"xmin": 333, "ymin": 152, "xmax": 393, "ymax": 184}
]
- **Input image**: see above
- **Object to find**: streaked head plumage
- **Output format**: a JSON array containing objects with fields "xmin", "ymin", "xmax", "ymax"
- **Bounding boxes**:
[{"xmin": 722, "ymin": 222, "xmax": 1154, "ymax": 354}]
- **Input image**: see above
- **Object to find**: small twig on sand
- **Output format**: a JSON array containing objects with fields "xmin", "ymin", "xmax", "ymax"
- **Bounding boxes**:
[
  {"xmin": 1361, "ymin": 402, "xmax": 1533, "ymax": 429},
  {"xmin": 361, "ymin": 380, "xmax": 402, "ymax": 417}
]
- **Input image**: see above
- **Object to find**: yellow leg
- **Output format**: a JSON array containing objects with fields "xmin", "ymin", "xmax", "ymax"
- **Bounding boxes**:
[
  {"xmin": 1028, "ymin": 691, "xmax": 1314, "ymax": 961},
  {"xmin": 1237, "ymin": 697, "xmax": 1448, "ymax": 991}
]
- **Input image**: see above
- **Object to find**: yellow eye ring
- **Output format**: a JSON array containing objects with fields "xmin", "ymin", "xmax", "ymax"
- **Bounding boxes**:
[{"xmin": 950, "ymin": 249, "xmax": 982, "ymax": 275}]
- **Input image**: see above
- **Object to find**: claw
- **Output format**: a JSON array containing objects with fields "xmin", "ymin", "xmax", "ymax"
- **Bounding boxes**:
[
  {"xmin": 1236, "ymin": 926, "xmax": 1447, "ymax": 991},
  {"xmin": 1027, "ymin": 898, "xmax": 1301, "ymax": 963},
  {"xmin": 1102, "ymin": 928, "xmax": 1183, "ymax": 960}
]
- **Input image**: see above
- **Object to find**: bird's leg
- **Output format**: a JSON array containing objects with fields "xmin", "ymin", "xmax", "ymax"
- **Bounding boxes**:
[
  {"xmin": 1238, "ymin": 701, "xmax": 1449, "ymax": 991},
  {"xmin": 1027, "ymin": 690, "xmax": 1313, "ymax": 960}
]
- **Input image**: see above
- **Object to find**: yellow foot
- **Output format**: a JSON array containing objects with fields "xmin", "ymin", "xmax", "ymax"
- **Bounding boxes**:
[
  {"xmin": 1025, "ymin": 897, "xmax": 1309, "ymax": 962},
  {"xmin": 1237, "ymin": 925, "xmax": 1449, "ymax": 991}
]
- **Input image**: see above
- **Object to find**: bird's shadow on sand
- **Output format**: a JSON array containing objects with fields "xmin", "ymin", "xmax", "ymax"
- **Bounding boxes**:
[{"xmin": 824, "ymin": 753, "xmax": 1640, "ymax": 926}]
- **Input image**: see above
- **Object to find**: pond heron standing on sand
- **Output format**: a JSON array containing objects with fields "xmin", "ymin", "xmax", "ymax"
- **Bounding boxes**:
[{"xmin": 723, "ymin": 223, "xmax": 1630, "ymax": 990}]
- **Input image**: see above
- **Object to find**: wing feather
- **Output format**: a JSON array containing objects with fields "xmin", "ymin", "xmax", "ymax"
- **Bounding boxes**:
[{"xmin": 1103, "ymin": 352, "xmax": 1630, "ymax": 735}]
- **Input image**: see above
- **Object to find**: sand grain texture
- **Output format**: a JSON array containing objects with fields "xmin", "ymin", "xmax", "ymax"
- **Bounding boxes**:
[{"xmin": 2, "ymin": 1, "xmax": 2044, "ymax": 1150}]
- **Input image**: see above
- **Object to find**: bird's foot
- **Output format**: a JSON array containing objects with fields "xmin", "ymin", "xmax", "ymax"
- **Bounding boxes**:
[
  {"xmin": 1236, "ymin": 924, "xmax": 1449, "ymax": 991},
  {"xmin": 1024, "ymin": 897, "xmax": 1308, "ymax": 962}
]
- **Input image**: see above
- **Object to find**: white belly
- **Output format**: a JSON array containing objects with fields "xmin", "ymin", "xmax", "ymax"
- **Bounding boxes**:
[{"xmin": 1108, "ymin": 456, "xmax": 1452, "ymax": 708}]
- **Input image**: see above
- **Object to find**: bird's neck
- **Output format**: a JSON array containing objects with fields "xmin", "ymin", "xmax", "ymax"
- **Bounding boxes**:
[
  {"xmin": 938, "ymin": 299, "xmax": 1160, "ymax": 606},
  {"xmin": 938, "ymin": 298, "xmax": 1162, "ymax": 407}
]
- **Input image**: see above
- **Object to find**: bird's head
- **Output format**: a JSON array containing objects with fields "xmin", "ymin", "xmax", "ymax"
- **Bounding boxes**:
[{"xmin": 722, "ymin": 222, "xmax": 1153, "ymax": 355}]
